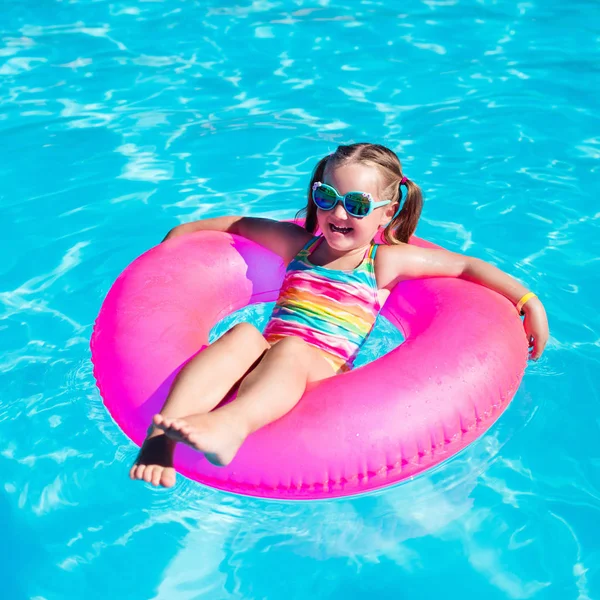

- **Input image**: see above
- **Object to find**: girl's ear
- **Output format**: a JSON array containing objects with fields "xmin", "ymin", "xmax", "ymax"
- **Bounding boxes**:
[{"xmin": 380, "ymin": 201, "xmax": 398, "ymax": 227}]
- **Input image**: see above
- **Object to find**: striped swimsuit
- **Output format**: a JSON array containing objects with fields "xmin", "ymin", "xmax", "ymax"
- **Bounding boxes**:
[{"xmin": 263, "ymin": 236, "xmax": 381, "ymax": 373}]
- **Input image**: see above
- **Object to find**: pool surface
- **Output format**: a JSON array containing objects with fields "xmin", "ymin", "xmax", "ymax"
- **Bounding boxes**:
[{"xmin": 1, "ymin": 0, "xmax": 599, "ymax": 598}]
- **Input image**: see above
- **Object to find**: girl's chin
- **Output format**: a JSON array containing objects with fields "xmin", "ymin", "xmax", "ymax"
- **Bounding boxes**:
[{"xmin": 322, "ymin": 230, "xmax": 357, "ymax": 248}]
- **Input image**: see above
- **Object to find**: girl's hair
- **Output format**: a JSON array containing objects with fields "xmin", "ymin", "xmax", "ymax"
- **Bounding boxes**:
[{"xmin": 298, "ymin": 143, "xmax": 423, "ymax": 244}]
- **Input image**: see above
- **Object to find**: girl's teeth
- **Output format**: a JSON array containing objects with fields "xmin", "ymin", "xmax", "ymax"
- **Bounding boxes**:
[{"xmin": 330, "ymin": 224, "xmax": 352, "ymax": 234}]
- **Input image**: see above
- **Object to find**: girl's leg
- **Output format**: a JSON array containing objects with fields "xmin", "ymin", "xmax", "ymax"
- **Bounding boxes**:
[
  {"xmin": 130, "ymin": 322, "xmax": 270, "ymax": 487},
  {"xmin": 159, "ymin": 322, "xmax": 271, "ymax": 418},
  {"xmin": 154, "ymin": 336, "xmax": 335, "ymax": 467}
]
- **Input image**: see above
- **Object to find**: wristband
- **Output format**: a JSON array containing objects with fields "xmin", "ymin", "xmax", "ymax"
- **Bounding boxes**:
[{"xmin": 516, "ymin": 292, "xmax": 537, "ymax": 315}]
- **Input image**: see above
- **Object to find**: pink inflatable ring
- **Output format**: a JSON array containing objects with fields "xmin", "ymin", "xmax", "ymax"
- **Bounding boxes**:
[{"xmin": 91, "ymin": 230, "xmax": 528, "ymax": 499}]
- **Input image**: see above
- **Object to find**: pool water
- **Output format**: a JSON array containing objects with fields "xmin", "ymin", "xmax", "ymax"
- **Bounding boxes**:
[{"xmin": 1, "ymin": 0, "xmax": 599, "ymax": 598}]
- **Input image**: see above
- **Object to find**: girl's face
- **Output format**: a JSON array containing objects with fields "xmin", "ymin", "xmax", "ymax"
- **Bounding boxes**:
[{"xmin": 316, "ymin": 163, "xmax": 396, "ymax": 251}]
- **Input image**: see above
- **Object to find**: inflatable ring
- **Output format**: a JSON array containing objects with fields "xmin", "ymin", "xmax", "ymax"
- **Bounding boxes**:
[{"xmin": 91, "ymin": 230, "xmax": 528, "ymax": 499}]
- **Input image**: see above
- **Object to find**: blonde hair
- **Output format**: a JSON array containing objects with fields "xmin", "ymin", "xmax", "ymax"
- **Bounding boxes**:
[{"xmin": 297, "ymin": 143, "xmax": 423, "ymax": 244}]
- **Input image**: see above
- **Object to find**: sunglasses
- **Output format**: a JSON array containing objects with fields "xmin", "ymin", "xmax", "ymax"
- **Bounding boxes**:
[{"xmin": 312, "ymin": 182, "xmax": 392, "ymax": 218}]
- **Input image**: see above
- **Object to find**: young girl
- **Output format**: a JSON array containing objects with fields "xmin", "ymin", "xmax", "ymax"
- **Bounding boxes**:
[{"xmin": 130, "ymin": 143, "xmax": 549, "ymax": 488}]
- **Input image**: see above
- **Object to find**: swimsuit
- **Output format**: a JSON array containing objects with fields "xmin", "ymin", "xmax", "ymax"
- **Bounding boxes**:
[{"xmin": 264, "ymin": 236, "xmax": 381, "ymax": 373}]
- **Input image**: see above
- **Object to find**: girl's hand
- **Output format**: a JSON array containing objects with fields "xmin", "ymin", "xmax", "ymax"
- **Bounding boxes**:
[{"xmin": 522, "ymin": 298, "xmax": 549, "ymax": 360}]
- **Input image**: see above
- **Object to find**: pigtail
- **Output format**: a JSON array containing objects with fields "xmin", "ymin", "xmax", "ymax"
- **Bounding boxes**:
[
  {"xmin": 296, "ymin": 154, "xmax": 329, "ymax": 233},
  {"xmin": 382, "ymin": 177, "xmax": 423, "ymax": 244}
]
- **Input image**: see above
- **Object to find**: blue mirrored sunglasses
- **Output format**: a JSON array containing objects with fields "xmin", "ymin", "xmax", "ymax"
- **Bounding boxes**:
[{"xmin": 312, "ymin": 182, "xmax": 392, "ymax": 218}]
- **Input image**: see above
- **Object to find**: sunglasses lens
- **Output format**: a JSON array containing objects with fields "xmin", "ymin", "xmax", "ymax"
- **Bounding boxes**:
[
  {"xmin": 313, "ymin": 185, "xmax": 337, "ymax": 210},
  {"xmin": 345, "ymin": 193, "xmax": 371, "ymax": 217}
]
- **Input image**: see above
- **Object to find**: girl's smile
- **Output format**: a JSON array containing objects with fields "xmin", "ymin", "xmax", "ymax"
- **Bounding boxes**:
[{"xmin": 328, "ymin": 223, "xmax": 353, "ymax": 235}]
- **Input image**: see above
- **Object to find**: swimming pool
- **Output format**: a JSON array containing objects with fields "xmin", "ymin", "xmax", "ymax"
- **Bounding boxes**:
[{"xmin": 1, "ymin": 0, "xmax": 598, "ymax": 597}]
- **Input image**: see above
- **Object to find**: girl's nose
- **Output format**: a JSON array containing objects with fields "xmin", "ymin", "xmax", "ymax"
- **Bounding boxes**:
[{"xmin": 333, "ymin": 200, "xmax": 349, "ymax": 219}]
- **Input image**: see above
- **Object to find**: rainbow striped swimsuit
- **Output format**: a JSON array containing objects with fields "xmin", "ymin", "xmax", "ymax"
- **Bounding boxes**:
[{"xmin": 264, "ymin": 236, "xmax": 381, "ymax": 373}]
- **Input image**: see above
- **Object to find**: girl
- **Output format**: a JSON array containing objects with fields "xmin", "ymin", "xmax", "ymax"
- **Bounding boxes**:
[{"xmin": 130, "ymin": 143, "xmax": 549, "ymax": 488}]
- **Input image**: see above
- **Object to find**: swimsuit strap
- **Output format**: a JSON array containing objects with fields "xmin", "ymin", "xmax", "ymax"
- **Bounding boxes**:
[
  {"xmin": 368, "ymin": 242, "xmax": 378, "ymax": 262},
  {"xmin": 365, "ymin": 243, "xmax": 380, "ymax": 309},
  {"xmin": 304, "ymin": 235, "xmax": 322, "ymax": 253},
  {"xmin": 293, "ymin": 236, "xmax": 321, "ymax": 263}
]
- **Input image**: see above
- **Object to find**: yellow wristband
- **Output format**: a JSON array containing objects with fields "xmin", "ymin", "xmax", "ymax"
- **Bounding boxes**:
[{"xmin": 516, "ymin": 292, "xmax": 537, "ymax": 315}]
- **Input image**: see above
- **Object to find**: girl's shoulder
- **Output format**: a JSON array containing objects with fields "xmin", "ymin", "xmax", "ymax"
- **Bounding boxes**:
[
  {"xmin": 373, "ymin": 242, "xmax": 413, "ymax": 289},
  {"xmin": 374, "ymin": 241, "xmax": 466, "ymax": 289}
]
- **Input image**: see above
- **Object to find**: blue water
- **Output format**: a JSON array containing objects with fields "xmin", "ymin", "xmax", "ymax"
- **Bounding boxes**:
[{"xmin": 1, "ymin": 0, "xmax": 599, "ymax": 598}]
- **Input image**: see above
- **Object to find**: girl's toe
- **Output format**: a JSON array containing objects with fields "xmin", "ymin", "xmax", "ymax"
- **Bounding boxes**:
[
  {"xmin": 151, "ymin": 467, "xmax": 163, "ymax": 487},
  {"xmin": 143, "ymin": 465, "xmax": 155, "ymax": 483},
  {"xmin": 161, "ymin": 468, "xmax": 176, "ymax": 488},
  {"xmin": 153, "ymin": 415, "xmax": 169, "ymax": 432}
]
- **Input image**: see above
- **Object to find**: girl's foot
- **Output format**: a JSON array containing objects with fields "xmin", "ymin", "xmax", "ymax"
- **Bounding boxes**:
[
  {"xmin": 153, "ymin": 413, "xmax": 246, "ymax": 467},
  {"xmin": 129, "ymin": 430, "xmax": 177, "ymax": 488}
]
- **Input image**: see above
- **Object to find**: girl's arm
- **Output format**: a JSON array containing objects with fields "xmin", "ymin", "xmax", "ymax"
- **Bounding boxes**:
[
  {"xmin": 377, "ymin": 244, "xmax": 549, "ymax": 359},
  {"xmin": 163, "ymin": 216, "xmax": 312, "ymax": 264}
]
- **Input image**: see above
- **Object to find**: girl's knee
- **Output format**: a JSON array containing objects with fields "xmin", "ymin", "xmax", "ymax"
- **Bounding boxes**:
[
  {"xmin": 227, "ymin": 321, "xmax": 262, "ymax": 339},
  {"xmin": 270, "ymin": 336, "xmax": 310, "ymax": 359},
  {"xmin": 226, "ymin": 322, "xmax": 269, "ymax": 352}
]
